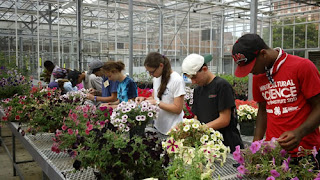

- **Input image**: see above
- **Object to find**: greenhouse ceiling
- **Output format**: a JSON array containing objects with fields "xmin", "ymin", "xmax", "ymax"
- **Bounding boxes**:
[{"xmin": 0, "ymin": 0, "xmax": 319, "ymax": 76}]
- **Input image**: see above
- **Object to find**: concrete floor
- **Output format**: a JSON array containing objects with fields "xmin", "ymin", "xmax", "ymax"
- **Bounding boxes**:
[{"xmin": 0, "ymin": 125, "xmax": 42, "ymax": 180}]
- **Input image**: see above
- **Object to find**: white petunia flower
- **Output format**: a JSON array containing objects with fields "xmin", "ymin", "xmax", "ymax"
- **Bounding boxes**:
[
  {"xmin": 183, "ymin": 125, "xmax": 190, "ymax": 132},
  {"xmin": 192, "ymin": 123, "xmax": 199, "ymax": 129}
]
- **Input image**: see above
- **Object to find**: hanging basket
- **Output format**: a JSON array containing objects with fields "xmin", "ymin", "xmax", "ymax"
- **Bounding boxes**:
[{"xmin": 239, "ymin": 121, "xmax": 255, "ymax": 136}]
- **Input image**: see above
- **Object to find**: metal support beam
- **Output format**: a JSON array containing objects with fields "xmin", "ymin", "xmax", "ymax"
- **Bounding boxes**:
[
  {"xmin": 77, "ymin": 0, "xmax": 83, "ymax": 71},
  {"xmin": 129, "ymin": 0, "xmax": 133, "ymax": 77},
  {"xmin": 248, "ymin": 0, "xmax": 258, "ymax": 101},
  {"xmin": 159, "ymin": 0, "xmax": 163, "ymax": 54}
]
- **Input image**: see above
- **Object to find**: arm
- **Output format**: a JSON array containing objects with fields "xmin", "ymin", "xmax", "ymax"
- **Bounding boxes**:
[
  {"xmin": 253, "ymin": 101, "xmax": 267, "ymax": 142},
  {"xmin": 86, "ymin": 92, "xmax": 117, "ymax": 103},
  {"xmin": 135, "ymin": 91, "xmax": 154, "ymax": 103},
  {"xmin": 148, "ymin": 95, "xmax": 184, "ymax": 114},
  {"xmin": 278, "ymin": 94, "xmax": 320, "ymax": 151},
  {"xmin": 206, "ymin": 108, "xmax": 231, "ymax": 129}
]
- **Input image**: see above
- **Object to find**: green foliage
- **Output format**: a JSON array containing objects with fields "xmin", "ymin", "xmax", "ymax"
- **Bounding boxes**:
[
  {"xmin": 0, "ymin": 52, "xmax": 17, "ymax": 69},
  {"xmin": 166, "ymin": 148, "xmax": 211, "ymax": 180},
  {"xmin": 218, "ymin": 74, "xmax": 248, "ymax": 97},
  {"xmin": 74, "ymin": 131, "xmax": 167, "ymax": 180},
  {"xmin": 272, "ymin": 17, "xmax": 319, "ymax": 50}
]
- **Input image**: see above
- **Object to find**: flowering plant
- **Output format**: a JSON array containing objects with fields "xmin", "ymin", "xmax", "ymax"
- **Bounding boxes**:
[
  {"xmin": 233, "ymin": 138, "xmax": 320, "ymax": 179},
  {"xmin": 137, "ymin": 87, "xmax": 153, "ymax": 98},
  {"xmin": 163, "ymin": 119, "xmax": 230, "ymax": 179},
  {"xmin": 110, "ymin": 101, "xmax": 158, "ymax": 134},
  {"xmin": 59, "ymin": 88, "xmax": 89, "ymax": 103},
  {"xmin": 235, "ymin": 99, "xmax": 258, "ymax": 109},
  {"xmin": 73, "ymin": 131, "xmax": 168, "ymax": 180},
  {"xmin": 237, "ymin": 104, "xmax": 258, "ymax": 122},
  {"xmin": 183, "ymin": 86, "xmax": 194, "ymax": 119},
  {"xmin": 52, "ymin": 105, "xmax": 113, "ymax": 154},
  {"xmin": 1, "ymin": 86, "xmax": 50, "ymax": 125},
  {"xmin": 0, "ymin": 67, "xmax": 32, "ymax": 99}
]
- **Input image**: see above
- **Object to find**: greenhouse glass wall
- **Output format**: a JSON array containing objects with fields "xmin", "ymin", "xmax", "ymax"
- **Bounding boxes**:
[{"xmin": 0, "ymin": 0, "xmax": 319, "ymax": 80}]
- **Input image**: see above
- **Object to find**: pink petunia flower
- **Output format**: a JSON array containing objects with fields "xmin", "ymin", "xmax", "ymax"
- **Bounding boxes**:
[
  {"xmin": 250, "ymin": 141, "xmax": 262, "ymax": 154},
  {"xmin": 62, "ymin": 124, "xmax": 68, "ymax": 131},
  {"xmin": 237, "ymin": 165, "xmax": 248, "ymax": 175},
  {"xmin": 270, "ymin": 169, "xmax": 280, "ymax": 178},
  {"xmin": 83, "ymin": 113, "xmax": 88, "ymax": 118},
  {"xmin": 100, "ymin": 121, "xmax": 105, "ymax": 126},
  {"xmin": 87, "ymin": 124, "xmax": 93, "ymax": 131},
  {"xmin": 266, "ymin": 176, "xmax": 275, "ymax": 180},
  {"xmin": 68, "ymin": 129, "xmax": 73, "ymax": 135},
  {"xmin": 85, "ymin": 129, "xmax": 90, "ymax": 135}
]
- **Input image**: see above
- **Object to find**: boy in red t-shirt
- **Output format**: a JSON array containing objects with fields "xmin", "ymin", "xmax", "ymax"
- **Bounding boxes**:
[{"xmin": 231, "ymin": 34, "xmax": 320, "ymax": 166}]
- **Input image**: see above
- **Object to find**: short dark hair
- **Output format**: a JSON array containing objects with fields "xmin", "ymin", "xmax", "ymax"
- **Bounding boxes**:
[{"xmin": 44, "ymin": 61, "xmax": 55, "ymax": 71}]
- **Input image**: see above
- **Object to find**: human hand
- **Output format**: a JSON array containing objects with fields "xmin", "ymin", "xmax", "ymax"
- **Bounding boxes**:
[
  {"xmin": 100, "ymin": 103, "xmax": 110, "ymax": 108},
  {"xmin": 88, "ymin": 88, "xmax": 95, "ymax": 95},
  {"xmin": 277, "ymin": 130, "xmax": 302, "ymax": 151},
  {"xmin": 135, "ymin": 97, "xmax": 146, "ymax": 104},
  {"xmin": 86, "ymin": 93, "xmax": 94, "ymax": 100},
  {"xmin": 146, "ymin": 99, "xmax": 157, "ymax": 105}
]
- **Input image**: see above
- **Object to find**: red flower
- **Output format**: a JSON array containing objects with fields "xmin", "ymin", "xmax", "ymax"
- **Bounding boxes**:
[
  {"xmin": 15, "ymin": 115, "xmax": 20, "ymax": 120},
  {"xmin": 62, "ymin": 124, "xmax": 68, "ymax": 131},
  {"xmin": 68, "ymin": 129, "xmax": 74, "ymax": 135},
  {"xmin": 2, "ymin": 116, "xmax": 8, "ymax": 121}
]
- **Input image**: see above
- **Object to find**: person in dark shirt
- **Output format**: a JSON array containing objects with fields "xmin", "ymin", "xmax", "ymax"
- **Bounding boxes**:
[{"xmin": 182, "ymin": 53, "xmax": 244, "ymax": 153}]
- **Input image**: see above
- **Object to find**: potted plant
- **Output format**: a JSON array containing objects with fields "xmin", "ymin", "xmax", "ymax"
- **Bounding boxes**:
[
  {"xmin": 110, "ymin": 100, "xmax": 158, "ymax": 137},
  {"xmin": 237, "ymin": 103, "xmax": 258, "ymax": 136},
  {"xmin": 183, "ymin": 86, "xmax": 195, "ymax": 119},
  {"xmin": 163, "ymin": 118, "xmax": 230, "ymax": 179},
  {"xmin": 233, "ymin": 138, "xmax": 320, "ymax": 179}
]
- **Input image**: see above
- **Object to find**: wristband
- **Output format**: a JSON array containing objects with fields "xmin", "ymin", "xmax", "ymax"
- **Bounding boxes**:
[
  {"xmin": 156, "ymin": 99, "xmax": 160, "ymax": 106},
  {"xmin": 94, "ymin": 96, "xmax": 97, "ymax": 102}
]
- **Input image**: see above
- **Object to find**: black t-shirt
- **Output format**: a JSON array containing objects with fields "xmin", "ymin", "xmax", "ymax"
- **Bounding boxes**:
[{"xmin": 192, "ymin": 76, "xmax": 244, "ymax": 153}]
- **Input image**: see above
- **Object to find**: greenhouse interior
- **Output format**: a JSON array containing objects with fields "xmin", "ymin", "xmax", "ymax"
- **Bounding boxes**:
[{"xmin": 0, "ymin": 0, "xmax": 320, "ymax": 179}]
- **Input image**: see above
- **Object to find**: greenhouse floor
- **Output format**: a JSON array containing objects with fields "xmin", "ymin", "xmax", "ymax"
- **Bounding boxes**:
[{"xmin": 0, "ymin": 125, "xmax": 42, "ymax": 180}]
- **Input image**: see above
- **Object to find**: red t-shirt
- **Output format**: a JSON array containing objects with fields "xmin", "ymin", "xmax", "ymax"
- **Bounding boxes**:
[{"xmin": 253, "ymin": 50, "xmax": 320, "ymax": 156}]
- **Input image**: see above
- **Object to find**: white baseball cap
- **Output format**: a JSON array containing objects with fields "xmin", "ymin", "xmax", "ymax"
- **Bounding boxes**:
[{"xmin": 182, "ymin": 54, "xmax": 212, "ymax": 76}]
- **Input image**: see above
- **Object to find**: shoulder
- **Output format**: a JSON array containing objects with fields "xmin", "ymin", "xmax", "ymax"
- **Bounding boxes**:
[
  {"xmin": 125, "ymin": 76, "xmax": 135, "ymax": 83},
  {"xmin": 286, "ymin": 54, "xmax": 318, "ymax": 73},
  {"xmin": 287, "ymin": 54, "xmax": 314, "ymax": 66},
  {"xmin": 215, "ymin": 76, "xmax": 230, "ymax": 84},
  {"xmin": 170, "ymin": 71, "xmax": 184, "ymax": 82}
]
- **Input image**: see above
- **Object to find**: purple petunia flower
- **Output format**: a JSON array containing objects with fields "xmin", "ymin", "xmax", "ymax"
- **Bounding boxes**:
[
  {"xmin": 250, "ymin": 141, "xmax": 262, "ymax": 154},
  {"xmin": 266, "ymin": 176, "xmax": 275, "ymax": 180},
  {"xmin": 237, "ymin": 165, "xmax": 248, "ymax": 175},
  {"xmin": 281, "ymin": 160, "xmax": 289, "ymax": 172},
  {"xmin": 270, "ymin": 169, "xmax": 280, "ymax": 178},
  {"xmin": 280, "ymin": 149, "xmax": 287, "ymax": 157}
]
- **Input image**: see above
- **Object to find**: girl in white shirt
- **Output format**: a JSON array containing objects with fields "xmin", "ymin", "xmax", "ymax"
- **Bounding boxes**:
[{"xmin": 136, "ymin": 52, "xmax": 186, "ymax": 135}]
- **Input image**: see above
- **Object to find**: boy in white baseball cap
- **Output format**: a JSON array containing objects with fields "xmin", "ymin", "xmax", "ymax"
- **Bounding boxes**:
[{"xmin": 182, "ymin": 53, "xmax": 243, "ymax": 153}]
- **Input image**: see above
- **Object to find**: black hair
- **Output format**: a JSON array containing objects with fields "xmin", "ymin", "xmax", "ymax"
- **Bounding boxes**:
[{"xmin": 44, "ymin": 61, "xmax": 55, "ymax": 72}]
